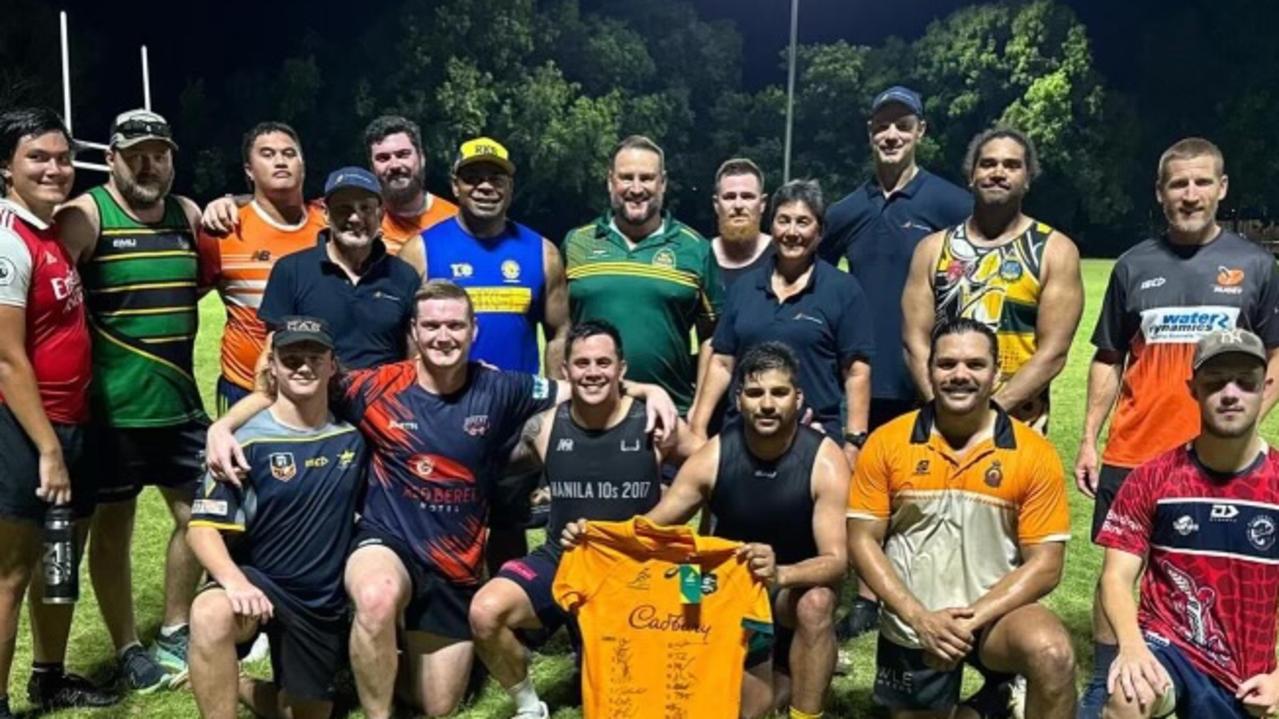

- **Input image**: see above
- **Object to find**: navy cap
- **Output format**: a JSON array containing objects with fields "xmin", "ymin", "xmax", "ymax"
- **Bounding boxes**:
[
  {"xmin": 324, "ymin": 167, "xmax": 382, "ymax": 199},
  {"xmin": 274, "ymin": 316, "xmax": 334, "ymax": 350},
  {"xmin": 871, "ymin": 86, "xmax": 924, "ymax": 117}
]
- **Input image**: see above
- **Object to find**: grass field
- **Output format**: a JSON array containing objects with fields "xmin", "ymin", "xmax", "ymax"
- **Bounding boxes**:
[{"xmin": 10, "ymin": 258, "xmax": 1278, "ymax": 717}]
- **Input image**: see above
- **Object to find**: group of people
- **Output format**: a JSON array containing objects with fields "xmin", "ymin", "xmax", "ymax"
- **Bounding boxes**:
[{"xmin": 0, "ymin": 75, "xmax": 1275, "ymax": 719}]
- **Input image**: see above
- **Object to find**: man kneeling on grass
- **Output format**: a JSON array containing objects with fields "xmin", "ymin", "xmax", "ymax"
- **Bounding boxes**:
[{"xmin": 186, "ymin": 317, "xmax": 367, "ymax": 719}]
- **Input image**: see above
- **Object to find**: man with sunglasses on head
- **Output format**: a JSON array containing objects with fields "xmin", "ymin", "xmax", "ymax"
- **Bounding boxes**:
[{"xmin": 57, "ymin": 109, "xmax": 208, "ymax": 692}]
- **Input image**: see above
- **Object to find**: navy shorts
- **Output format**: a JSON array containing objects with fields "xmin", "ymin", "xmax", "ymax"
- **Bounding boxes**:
[
  {"xmin": 497, "ymin": 543, "xmax": 571, "ymax": 643},
  {"xmin": 0, "ymin": 405, "xmax": 95, "ymax": 524},
  {"xmin": 92, "ymin": 420, "xmax": 208, "ymax": 503},
  {"xmin": 350, "ymin": 522, "xmax": 476, "ymax": 640},
  {"xmin": 1139, "ymin": 633, "xmax": 1250, "ymax": 719},
  {"xmin": 872, "ymin": 634, "xmax": 1014, "ymax": 712},
  {"xmin": 216, "ymin": 375, "xmax": 252, "ymax": 417}
]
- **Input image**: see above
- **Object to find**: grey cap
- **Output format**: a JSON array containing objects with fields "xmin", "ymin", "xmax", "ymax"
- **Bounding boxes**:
[
  {"xmin": 109, "ymin": 109, "xmax": 177, "ymax": 150},
  {"xmin": 1193, "ymin": 328, "xmax": 1267, "ymax": 371}
]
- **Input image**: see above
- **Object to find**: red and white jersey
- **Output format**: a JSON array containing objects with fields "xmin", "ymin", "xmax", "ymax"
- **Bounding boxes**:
[{"xmin": 0, "ymin": 199, "xmax": 91, "ymax": 423}]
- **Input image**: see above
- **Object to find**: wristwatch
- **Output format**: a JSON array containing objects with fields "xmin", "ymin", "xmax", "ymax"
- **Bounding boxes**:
[{"xmin": 844, "ymin": 430, "xmax": 868, "ymax": 448}]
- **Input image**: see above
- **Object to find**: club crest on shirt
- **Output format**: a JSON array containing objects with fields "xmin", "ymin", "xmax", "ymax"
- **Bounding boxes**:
[
  {"xmin": 501, "ymin": 259, "xmax": 521, "ymax": 282},
  {"xmin": 1248, "ymin": 515, "xmax": 1276, "ymax": 551},
  {"xmin": 0, "ymin": 258, "xmax": 14, "ymax": 286},
  {"xmin": 984, "ymin": 460, "xmax": 1003, "ymax": 488},
  {"xmin": 269, "ymin": 452, "xmax": 297, "ymax": 481},
  {"xmin": 463, "ymin": 414, "xmax": 490, "ymax": 437},
  {"xmin": 652, "ymin": 248, "xmax": 676, "ymax": 268}
]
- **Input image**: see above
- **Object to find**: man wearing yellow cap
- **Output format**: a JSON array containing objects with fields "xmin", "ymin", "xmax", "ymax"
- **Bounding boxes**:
[{"xmin": 401, "ymin": 137, "xmax": 570, "ymax": 571}]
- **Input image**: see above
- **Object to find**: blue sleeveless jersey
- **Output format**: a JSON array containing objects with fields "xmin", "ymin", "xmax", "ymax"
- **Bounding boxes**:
[{"xmin": 424, "ymin": 217, "xmax": 545, "ymax": 373}]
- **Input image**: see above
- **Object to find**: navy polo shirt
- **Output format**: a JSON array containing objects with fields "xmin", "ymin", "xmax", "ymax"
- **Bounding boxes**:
[
  {"xmin": 259, "ymin": 230, "xmax": 419, "ymax": 369},
  {"xmin": 712, "ymin": 259, "xmax": 875, "ymax": 437},
  {"xmin": 820, "ymin": 168, "xmax": 970, "ymax": 401}
]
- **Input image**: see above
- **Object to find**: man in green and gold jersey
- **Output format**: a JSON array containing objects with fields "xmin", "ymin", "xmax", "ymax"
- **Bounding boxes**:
[
  {"xmin": 58, "ymin": 109, "xmax": 207, "ymax": 692},
  {"xmin": 563, "ymin": 135, "xmax": 723, "ymax": 417}
]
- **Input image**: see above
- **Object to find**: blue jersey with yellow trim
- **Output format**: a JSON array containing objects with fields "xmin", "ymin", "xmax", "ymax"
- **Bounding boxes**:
[
  {"xmin": 190, "ymin": 409, "xmax": 367, "ymax": 613},
  {"xmin": 424, "ymin": 217, "xmax": 545, "ymax": 373}
]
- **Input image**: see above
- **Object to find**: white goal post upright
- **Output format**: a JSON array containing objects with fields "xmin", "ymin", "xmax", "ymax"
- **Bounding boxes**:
[{"xmin": 59, "ymin": 9, "xmax": 152, "ymax": 174}]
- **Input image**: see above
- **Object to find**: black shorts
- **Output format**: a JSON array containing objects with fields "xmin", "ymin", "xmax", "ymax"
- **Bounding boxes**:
[
  {"xmin": 869, "ymin": 398, "xmax": 921, "ymax": 433},
  {"xmin": 496, "ymin": 543, "xmax": 570, "ymax": 642},
  {"xmin": 1091, "ymin": 464, "xmax": 1134, "ymax": 541},
  {"xmin": 93, "ymin": 419, "xmax": 208, "ymax": 503},
  {"xmin": 489, "ymin": 470, "xmax": 544, "ymax": 531},
  {"xmin": 211, "ymin": 570, "xmax": 347, "ymax": 702},
  {"xmin": 872, "ymin": 634, "xmax": 1014, "ymax": 712},
  {"xmin": 350, "ymin": 523, "xmax": 476, "ymax": 640},
  {"xmin": 0, "ymin": 405, "xmax": 95, "ymax": 524}
]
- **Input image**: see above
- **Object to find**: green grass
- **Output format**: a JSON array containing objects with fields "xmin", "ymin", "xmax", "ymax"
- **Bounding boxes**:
[{"xmin": 12, "ymin": 259, "xmax": 1277, "ymax": 717}]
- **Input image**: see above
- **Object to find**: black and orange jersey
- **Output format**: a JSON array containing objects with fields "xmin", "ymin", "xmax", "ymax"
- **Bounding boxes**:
[
  {"xmin": 554, "ymin": 518, "xmax": 773, "ymax": 719},
  {"xmin": 335, "ymin": 361, "xmax": 555, "ymax": 585},
  {"xmin": 1092, "ymin": 232, "xmax": 1279, "ymax": 468}
]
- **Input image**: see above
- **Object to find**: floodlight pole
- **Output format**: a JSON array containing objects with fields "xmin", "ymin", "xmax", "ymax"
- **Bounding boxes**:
[
  {"xmin": 141, "ymin": 46, "xmax": 151, "ymax": 110},
  {"xmin": 782, "ymin": 0, "xmax": 799, "ymax": 183},
  {"xmin": 60, "ymin": 11, "xmax": 73, "ymax": 134}
]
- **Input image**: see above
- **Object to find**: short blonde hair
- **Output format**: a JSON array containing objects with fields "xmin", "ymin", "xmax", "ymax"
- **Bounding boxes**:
[
  {"xmin": 1157, "ymin": 137, "xmax": 1224, "ymax": 187},
  {"xmin": 414, "ymin": 279, "xmax": 474, "ymax": 320}
]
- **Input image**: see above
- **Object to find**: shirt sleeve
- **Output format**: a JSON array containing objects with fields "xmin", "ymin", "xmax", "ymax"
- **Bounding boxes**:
[
  {"xmin": 334, "ymin": 368, "xmax": 376, "ymax": 425},
  {"xmin": 0, "ymin": 227, "xmax": 33, "ymax": 308},
  {"xmin": 189, "ymin": 471, "xmax": 247, "ymax": 532},
  {"xmin": 835, "ymin": 274, "xmax": 876, "ymax": 366},
  {"xmin": 710, "ymin": 288, "xmax": 740, "ymax": 355},
  {"xmin": 1016, "ymin": 440, "xmax": 1072, "ymax": 545},
  {"xmin": 698, "ymin": 246, "xmax": 725, "ymax": 327},
  {"xmin": 848, "ymin": 429, "xmax": 892, "ymax": 520},
  {"xmin": 195, "ymin": 229, "xmax": 223, "ymax": 291},
  {"xmin": 938, "ymin": 184, "xmax": 975, "ymax": 228},
  {"xmin": 1091, "ymin": 260, "xmax": 1131, "ymax": 353},
  {"xmin": 819, "ymin": 199, "xmax": 855, "ymax": 264},
  {"xmin": 257, "ymin": 257, "xmax": 295, "ymax": 329},
  {"xmin": 1094, "ymin": 464, "xmax": 1157, "ymax": 556},
  {"xmin": 1251, "ymin": 259, "xmax": 1279, "ymax": 348}
]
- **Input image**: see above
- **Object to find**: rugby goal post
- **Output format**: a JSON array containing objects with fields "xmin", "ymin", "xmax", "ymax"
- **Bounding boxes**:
[{"xmin": 59, "ymin": 10, "xmax": 152, "ymax": 174}]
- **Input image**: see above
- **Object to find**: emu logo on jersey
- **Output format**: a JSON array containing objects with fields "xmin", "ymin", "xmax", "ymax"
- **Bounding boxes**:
[
  {"xmin": 269, "ymin": 452, "xmax": 297, "ymax": 481},
  {"xmin": 1248, "ymin": 515, "xmax": 1277, "ymax": 551}
]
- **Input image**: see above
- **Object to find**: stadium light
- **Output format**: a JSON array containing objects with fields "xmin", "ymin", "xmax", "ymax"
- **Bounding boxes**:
[{"xmin": 782, "ymin": 0, "xmax": 799, "ymax": 183}]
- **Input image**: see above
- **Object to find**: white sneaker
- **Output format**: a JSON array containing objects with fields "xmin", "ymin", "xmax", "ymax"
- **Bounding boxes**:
[
  {"xmin": 243, "ymin": 634, "xmax": 270, "ymax": 663},
  {"xmin": 1008, "ymin": 675, "xmax": 1027, "ymax": 719},
  {"xmin": 512, "ymin": 700, "xmax": 548, "ymax": 719}
]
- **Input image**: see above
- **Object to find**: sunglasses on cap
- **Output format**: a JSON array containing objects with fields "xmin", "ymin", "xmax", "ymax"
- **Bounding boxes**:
[{"xmin": 114, "ymin": 119, "xmax": 172, "ymax": 139}]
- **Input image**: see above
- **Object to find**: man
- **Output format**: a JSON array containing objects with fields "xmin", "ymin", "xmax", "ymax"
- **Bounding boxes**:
[
  {"xmin": 1076, "ymin": 137, "xmax": 1279, "ymax": 717},
  {"xmin": 0, "ymin": 107, "xmax": 116, "ymax": 716},
  {"xmin": 201, "ymin": 114, "xmax": 458, "ymax": 255},
  {"xmin": 563, "ymin": 134, "xmax": 724, "ymax": 415},
  {"xmin": 257, "ymin": 167, "xmax": 421, "ymax": 370},
  {"xmin": 197, "ymin": 122, "xmax": 327, "ymax": 412},
  {"xmin": 903, "ymin": 126, "xmax": 1083, "ymax": 433},
  {"xmin": 1097, "ymin": 329, "xmax": 1279, "ymax": 719},
  {"xmin": 566, "ymin": 341, "xmax": 849, "ymax": 719},
  {"xmin": 57, "ymin": 108, "xmax": 208, "ymax": 690},
  {"xmin": 711, "ymin": 157, "xmax": 773, "ymax": 286},
  {"xmin": 469, "ymin": 320, "xmax": 703, "ymax": 719},
  {"xmin": 399, "ymin": 137, "xmax": 571, "ymax": 570},
  {"xmin": 205, "ymin": 280, "xmax": 677, "ymax": 719},
  {"xmin": 187, "ymin": 317, "xmax": 366, "ymax": 719},
  {"xmin": 823, "ymin": 86, "xmax": 971, "ymax": 641},
  {"xmin": 848, "ymin": 318, "xmax": 1076, "ymax": 719}
]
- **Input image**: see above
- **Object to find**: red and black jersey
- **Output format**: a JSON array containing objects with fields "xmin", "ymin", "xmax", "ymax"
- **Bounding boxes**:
[
  {"xmin": 0, "ymin": 199, "xmax": 91, "ymax": 424},
  {"xmin": 336, "ymin": 361, "xmax": 555, "ymax": 586},
  {"xmin": 1091, "ymin": 232, "xmax": 1279, "ymax": 468},
  {"xmin": 1096, "ymin": 446, "xmax": 1279, "ymax": 690}
]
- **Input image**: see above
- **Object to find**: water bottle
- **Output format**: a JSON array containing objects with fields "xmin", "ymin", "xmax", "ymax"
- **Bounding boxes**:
[{"xmin": 42, "ymin": 506, "xmax": 78, "ymax": 604}]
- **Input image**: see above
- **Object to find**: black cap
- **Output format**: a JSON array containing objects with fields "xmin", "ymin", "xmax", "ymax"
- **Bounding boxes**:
[
  {"xmin": 871, "ymin": 86, "xmax": 925, "ymax": 117},
  {"xmin": 273, "ymin": 316, "xmax": 334, "ymax": 349}
]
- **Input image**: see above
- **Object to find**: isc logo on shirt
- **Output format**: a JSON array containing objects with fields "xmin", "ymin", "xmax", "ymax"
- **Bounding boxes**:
[
  {"xmin": 192, "ymin": 499, "xmax": 227, "ymax": 515},
  {"xmin": 1140, "ymin": 306, "xmax": 1239, "ymax": 343}
]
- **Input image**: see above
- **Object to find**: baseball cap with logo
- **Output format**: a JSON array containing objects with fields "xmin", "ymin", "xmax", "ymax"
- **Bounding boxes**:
[
  {"xmin": 1193, "ymin": 328, "xmax": 1267, "ymax": 371},
  {"xmin": 454, "ymin": 137, "xmax": 515, "ymax": 175},
  {"xmin": 274, "ymin": 316, "xmax": 334, "ymax": 350},
  {"xmin": 871, "ymin": 86, "xmax": 925, "ymax": 118},
  {"xmin": 324, "ymin": 166, "xmax": 382, "ymax": 199},
  {"xmin": 109, "ymin": 109, "xmax": 177, "ymax": 150}
]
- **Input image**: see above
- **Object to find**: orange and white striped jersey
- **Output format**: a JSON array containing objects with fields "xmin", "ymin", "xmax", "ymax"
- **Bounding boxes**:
[
  {"xmin": 380, "ymin": 193, "xmax": 458, "ymax": 255},
  {"xmin": 197, "ymin": 201, "xmax": 327, "ymax": 390}
]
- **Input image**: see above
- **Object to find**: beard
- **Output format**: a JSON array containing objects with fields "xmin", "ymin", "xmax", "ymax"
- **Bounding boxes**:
[
  {"xmin": 115, "ymin": 168, "xmax": 173, "ymax": 208},
  {"xmin": 382, "ymin": 167, "xmax": 425, "ymax": 208},
  {"xmin": 611, "ymin": 193, "xmax": 662, "ymax": 228},
  {"xmin": 718, "ymin": 215, "xmax": 761, "ymax": 243}
]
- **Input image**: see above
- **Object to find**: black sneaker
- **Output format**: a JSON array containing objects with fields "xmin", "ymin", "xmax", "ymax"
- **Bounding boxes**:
[
  {"xmin": 27, "ymin": 670, "xmax": 119, "ymax": 710},
  {"xmin": 0, "ymin": 695, "xmax": 12, "ymax": 719},
  {"xmin": 836, "ymin": 597, "xmax": 880, "ymax": 640}
]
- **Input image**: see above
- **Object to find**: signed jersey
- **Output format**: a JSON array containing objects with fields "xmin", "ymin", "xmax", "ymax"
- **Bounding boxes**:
[{"xmin": 554, "ymin": 518, "xmax": 772, "ymax": 719}]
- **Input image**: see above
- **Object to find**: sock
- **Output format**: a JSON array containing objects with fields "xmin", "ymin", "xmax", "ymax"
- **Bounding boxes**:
[
  {"xmin": 31, "ymin": 661, "xmax": 63, "ymax": 676},
  {"xmin": 117, "ymin": 641, "xmax": 142, "ymax": 659},
  {"xmin": 1090, "ymin": 641, "xmax": 1117, "ymax": 683},
  {"xmin": 1078, "ymin": 642, "xmax": 1118, "ymax": 719},
  {"xmin": 788, "ymin": 708, "xmax": 822, "ymax": 719},
  {"xmin": 160, "ymin": 623, "xmax": 188, "ymax": 637},
  {"xmin": 507, "ymin": 676, "xmax": 541, "ymax": 712}
]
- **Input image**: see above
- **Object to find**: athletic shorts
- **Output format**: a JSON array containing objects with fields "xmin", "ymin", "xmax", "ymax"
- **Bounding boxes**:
[
  {"xmin": 1091, "ymin": 464, "xmax": 1134, "ymax": 541},
  {"xmin": 0, "ymin": 405, "xmax": 95, "ymax": 524},
  {"xmin": 216, "ymin": 376, "xmax": 252, "ymax": 417},
  {"xmin": 872, "ymin": 634, "xmax": 1014, "ymax": 712},
  {"xmin": 1134, "ymin": 632, "xmax": 1250, "ymax": 719},
  {"xmin": 92, "ymin": 420, "xmax": 208, "ymax": 504},
  {"xmin": 490, "ymin": 469, "xmax": 543, "ymax": 530},
  {"xmin": 204, "ymin": 571, "xmax": 347, "ymax": 702},
  {"xmin": 496, "ymin": 543, "xmax": 571, "ymax": 643},
  {"xmin": 349, "ymin": 522, "xmax": 476, "ymax": 640},
  {"xmin": 744, "ymin": 587, "xmax": 786, "ymax": 673}
]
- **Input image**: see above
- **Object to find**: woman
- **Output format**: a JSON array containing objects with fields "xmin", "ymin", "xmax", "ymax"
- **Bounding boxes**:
[
  {"xmin": 0, "ymin": 108, "xmax": 114, "ymax": 714},
  {"xmin": 690, "ymin": 179, "xmax": 873, "ymax": 467}
]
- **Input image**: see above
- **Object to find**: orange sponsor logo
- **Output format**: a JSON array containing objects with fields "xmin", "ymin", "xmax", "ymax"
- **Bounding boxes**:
[{"xmin": 1217, "ymin": 267, "xmax": 1245, "ymax": 287}]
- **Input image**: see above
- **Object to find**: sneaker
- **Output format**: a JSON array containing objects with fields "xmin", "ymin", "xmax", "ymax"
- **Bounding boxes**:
[
  {"xmin": 243, "ymin": 633, "xmax": 270, "ymax": 663},
  {"xmin": 1008, "ymin": 675, "xmax": 1027, "ymax": 719},
  {"xmin": 512, "ymin": 701, "xmax": 549, "ymax": 719},
  {"xmin": 120, "ymin": 645, "xmax": 172, "ymax": 694},
  {"xmin": 27, "ymin": 670, "xmax": 119, "ymax": 710},
  {"xmin": 0, "ymin": 695, "xmax": 12, "ymax": 719},
  {"xmin": 151, "ymin": 626, "xmax": 190, "ymax": 684},
  {"xmin": 836, "ymin": 597, "xmax": 880, "ymax": 640}
]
